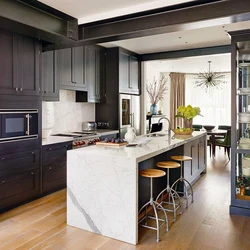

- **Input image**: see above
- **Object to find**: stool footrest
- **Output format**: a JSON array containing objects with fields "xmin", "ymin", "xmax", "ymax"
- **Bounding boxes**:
[{"xmin": 139, "ymin": 215, "xmax": 166, "ymax": 231}]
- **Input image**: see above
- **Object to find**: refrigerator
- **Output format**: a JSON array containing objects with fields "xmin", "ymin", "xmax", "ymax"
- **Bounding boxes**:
[{"xmin": 119, "ymin": 94, "xmax": 141, "ymax": 139}]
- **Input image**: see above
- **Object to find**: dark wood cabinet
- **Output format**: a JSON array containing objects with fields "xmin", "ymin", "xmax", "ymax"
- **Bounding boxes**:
[
  {"xmin": 58, "ymin": 47, "xmax": 87, "ymax": 91},
  {"xmin": 41, "ymin": 50, "xmax": 59, "ymax": 101},
  {"xmin": 0, "ymin": 29, "xmax": 40, "ymax": 96},
  {"xmin": 0, "ymin": 149, "xmax": 40, "ymax": 212},
  {"xmin": 42, "ymin": 142, "xmax": 71, "ymax": 195},
  {"xmin": 119, "ymin": 49, "xmax": 140, "ymax": 95},
  {"xmin": 85, "ymin": 45, "xmax": 106, "ymax": 103}
]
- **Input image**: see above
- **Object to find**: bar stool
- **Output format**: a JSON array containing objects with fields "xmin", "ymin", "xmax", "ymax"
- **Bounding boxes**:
[
  {"xmin": 155, "ymin": 161, "xmax": 182, "ymax": 222},
  {"xmin": 171, "ymin": 156, "xmax": 194, "ymax": 208},
  {"xmin": 138, "ymin": 169, "xmax": 169, "ymax": 242}
]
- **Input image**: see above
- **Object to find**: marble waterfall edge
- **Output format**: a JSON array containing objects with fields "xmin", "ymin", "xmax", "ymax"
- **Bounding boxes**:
[{"xmin": 67, "ymin": 149, "xmax": 138, "ymax": 244}]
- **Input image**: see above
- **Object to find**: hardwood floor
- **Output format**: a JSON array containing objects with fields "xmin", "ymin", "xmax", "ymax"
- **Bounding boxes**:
[{"xmin": 1, "ymin": 148, "xmax": 250, "ymax": 250}]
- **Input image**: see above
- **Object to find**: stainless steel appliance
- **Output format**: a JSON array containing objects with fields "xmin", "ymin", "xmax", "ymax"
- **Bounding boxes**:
[
  {"xmin": 0, "ymin": 109, "xmax": 38, "ymax": 142},
  {"xmin": 53, "ymin": 132, "xmax": 100, "ymax": 149},
  {"xmin": 119, "ymin": 94, "xmax": 141, "ymax": 138},
  {"xmin": 82, "ymin": 122, "xmax": 97, "ymax": 131}
]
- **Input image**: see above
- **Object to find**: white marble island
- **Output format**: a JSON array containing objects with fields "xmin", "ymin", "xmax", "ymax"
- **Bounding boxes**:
[{"xmin": 67, "ymin": 131, "xmax": 207, "ymax": 245}]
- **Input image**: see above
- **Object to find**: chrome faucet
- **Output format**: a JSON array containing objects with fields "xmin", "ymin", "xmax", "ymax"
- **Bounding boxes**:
[{"xmin": 158, "ymin": 116, "xmax": 171, "ymax": 135}]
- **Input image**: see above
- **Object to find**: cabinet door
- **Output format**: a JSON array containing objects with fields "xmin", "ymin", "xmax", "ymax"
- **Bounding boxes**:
[
  {"xmin": 0, "ymin": 29, "xmax": 17, "ymax": 95},
  {"xmin": 58, "ymin": 48, "xmax": 73, "ymax": 88},
  {"xmin": 59, "ymin": 47, "xmax": 87, "ymax": 91},
  {"xmin": 73, "ymin": 46, "xmax": 87, "ymax": 90},
  {"xmin": 16, "ymin": 35, "xmax": 40, "ymax": 96},
  {"xmin": 198, "ymin": 136, "xmax": 206, "ymax": 172},
  {"xmin": 86, "ymin": 45, "xmax": 106, "ymax": 103},
  {"xmin": 0, "ymin": 169, "xmax": 40, "ymax": 212},
  {"xmin": 130, "ymin": 55, "xmax": 140, "ymax": 95},
  {"xmin": 42, "ymin": 142, "xmax": 69, "ymax": 195},
  {"xmin": 41, "ymin": 50, "xmax": 59, "ymax": 101},
  {"xmin": 119, "ymin": 51, "xmax": 130, "ymax": 93}
]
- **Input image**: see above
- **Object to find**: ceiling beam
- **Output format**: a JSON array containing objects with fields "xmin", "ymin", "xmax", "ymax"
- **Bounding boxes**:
[
  {"xmin": 0, "ymin": 0, "xmax": 78, "ymax": 45},
  {"xmin": 140, "ymin": 45, "xmax": 231, "ymax": 61},
  {"xmin": 79, "ymin": 0, "xmax": 250, "ymax": 44}
]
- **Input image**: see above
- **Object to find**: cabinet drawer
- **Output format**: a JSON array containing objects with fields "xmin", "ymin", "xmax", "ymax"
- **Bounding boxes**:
[
  {"xmin": 0, "ymin": 149, "xmax": 39, "ymax": 176},
  {"xmin": 42, "ymin": 161, "xmax": 66, "ymax": 194},
  {"xmin": 0, "ymin": 169, "xmax": 40, "ymax": 211},
  {"xmin": 42, "ymin": 143, "xmax": 69, "ymax": 165}
]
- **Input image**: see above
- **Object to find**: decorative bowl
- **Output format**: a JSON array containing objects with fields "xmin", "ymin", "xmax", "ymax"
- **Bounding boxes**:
[
  {"xmin": 172, "ymin": 129, "xmax": 193, "ymax": 135},
  {"xmin": 136, "ymin": 137, "xmax": 152, "ymax": 145},
  {"xmin": 239, "ymin": 88, "xmax": 250, "ymax": 94},
  {"xmin": 238, "ymin": 113, "xmax": 250, "ymax": 123},
  {"xmin": 203, "ymin": 125, "xmax": 215, "ymax": 131}
]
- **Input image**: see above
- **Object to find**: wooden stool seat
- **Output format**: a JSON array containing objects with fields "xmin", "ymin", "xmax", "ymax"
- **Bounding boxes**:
[
  {"xmin": 171, "ymin": 155, "xmax": 192, "ymax": 162},
  {"xmin": 140, "ymin": 169, "xmax": 166, "ymax": 178},
  {"xmin": 157, "ymin": 161, "xmax": 180, "ymax": 169}
]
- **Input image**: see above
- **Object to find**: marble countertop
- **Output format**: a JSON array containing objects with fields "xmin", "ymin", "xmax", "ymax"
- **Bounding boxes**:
[
  {"xmin": 70, "ymin": 131, "xmax": 206, "ymax": 163},
  {"xmin": 96, "ymin": 129, "xmax": 119, "ymax": 136},
  {"xmin": 42, "ymin": 136, "xmax": 74, "ymax": 146}
]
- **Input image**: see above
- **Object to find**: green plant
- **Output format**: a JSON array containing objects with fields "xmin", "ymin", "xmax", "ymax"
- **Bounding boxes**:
[{"xmin": 176, "ymin": 105, "xmax": 202, "ymax": 121}]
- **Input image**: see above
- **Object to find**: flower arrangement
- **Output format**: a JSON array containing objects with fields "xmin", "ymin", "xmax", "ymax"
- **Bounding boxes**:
[
  {"xmin": 146, "ymin": 77, "xmax": 168, "ymax": 105},
  {"xmin": 176, "ymin": 105, "xmax": 202, "ymax": 121}
]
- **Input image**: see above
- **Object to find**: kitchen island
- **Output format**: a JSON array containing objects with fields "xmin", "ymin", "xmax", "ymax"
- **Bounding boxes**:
[{"xmin": 67, "ymin": 131, "xmax": 207, "ymax": 245}]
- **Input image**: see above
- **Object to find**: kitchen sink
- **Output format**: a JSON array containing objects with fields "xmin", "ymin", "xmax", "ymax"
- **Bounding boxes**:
[{"xmin": 145, "ymin": 133, "xmax": 167, "ymax": 137}]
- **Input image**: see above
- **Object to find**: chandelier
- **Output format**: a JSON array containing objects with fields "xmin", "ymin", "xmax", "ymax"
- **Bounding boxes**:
[{"xmin": 195, "ymin": 61, "xmax": 226, "ymax": 90}]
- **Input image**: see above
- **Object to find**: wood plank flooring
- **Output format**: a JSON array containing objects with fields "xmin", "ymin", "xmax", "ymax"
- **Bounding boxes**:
[{"xmin": 1, "ymin": 148, "xmax": 250, "ymax": 249}]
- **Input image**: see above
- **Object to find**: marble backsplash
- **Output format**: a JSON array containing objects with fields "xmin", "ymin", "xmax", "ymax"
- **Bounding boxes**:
[{"xmin": 42, "ymin": 90, "xmax": 95, "ymax": 134}]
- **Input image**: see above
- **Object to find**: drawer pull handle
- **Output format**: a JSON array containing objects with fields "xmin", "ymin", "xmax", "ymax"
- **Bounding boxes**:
[
  {"xmin": 31, "ymin": 172, "xmax": 34, "ymax": 175},
  {"xmin": 48, "ymin": 167, "xmax": 52, "ymax": 170},
  {"xmin": 2, "ymin": 180, "xmax": 5, "ymax": 183},
  {"xmin": 1, "ymin": 157, "xmax": 5, "ymax": 160},
  {"xmin": 31, "ymin": 152, "xmax": 34, "ymax": 154},
  {"xmin": 47, "ymin": 148, "xmax": 52, "ymax": 151}
]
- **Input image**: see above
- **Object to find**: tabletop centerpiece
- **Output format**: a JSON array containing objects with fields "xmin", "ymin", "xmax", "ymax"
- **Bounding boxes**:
[
  {"xmin": 146, "ymin": 77, "xmax": 168, "ymax": 115},
  {"xmin": 174, "ymin": 105, "xmax": 202, "ymax": 135}
]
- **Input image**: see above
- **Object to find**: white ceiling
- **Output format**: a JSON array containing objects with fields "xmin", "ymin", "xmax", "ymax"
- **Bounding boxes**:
[
  {"xmin": 146, "ymin": 53, "xmax": 231, "ymax": 73},
  {"xmin": 38, "ymin": 0, "xmax": 250, "ymax": 71},
  {"xmin": 39, "ymin": 0, "xmax": 193, "ymax": 24}
]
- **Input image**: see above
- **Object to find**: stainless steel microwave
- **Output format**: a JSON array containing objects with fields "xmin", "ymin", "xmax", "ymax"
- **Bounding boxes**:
[{"xmin": 0, "ymin": 109, "xmax": 38, "ymax": 142}]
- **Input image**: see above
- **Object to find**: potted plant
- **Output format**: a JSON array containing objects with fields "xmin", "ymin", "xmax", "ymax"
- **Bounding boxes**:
[
  {"xmin": 175, "ymin": 105, "xmax": 202, "ymax": 129},
  {"xmin": 146, "ymin": 77, "xmax": 168, "ymax": 115}
]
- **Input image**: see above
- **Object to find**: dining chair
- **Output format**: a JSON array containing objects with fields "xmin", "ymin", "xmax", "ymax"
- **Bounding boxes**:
[
  {"xmin": 192, "ymin": 124, "xmax": 202, "ymax": 131},
  {"xmin": 214, "ymin": 129, "xmax": 231, "ymax": 160},
  {"xmin": 215, "ymin": 125, "xmax": 231, "ymax": 140},
  {"xmin": 207, "ymin": 135, "xmax": 212, "ymax": 157}
]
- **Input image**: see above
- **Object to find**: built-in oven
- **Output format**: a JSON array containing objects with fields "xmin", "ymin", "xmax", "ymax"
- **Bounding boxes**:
[{"xmin": 0, "ymin": 109, "xmax": 38, "ymax": 142}]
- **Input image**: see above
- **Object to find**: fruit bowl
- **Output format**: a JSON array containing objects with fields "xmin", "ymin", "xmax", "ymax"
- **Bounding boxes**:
[
  {"xmin": 172, "ymin": 128, "xmax": 194, "ymax": 135},
  {"xmin": 203, "ymin": 125, "xmax": 215, "ymax": 131}
]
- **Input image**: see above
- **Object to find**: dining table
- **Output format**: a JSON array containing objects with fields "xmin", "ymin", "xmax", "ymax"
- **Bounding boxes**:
[{"xmin": 206, "ymin": 129, "xmax": 227, "ymax": 156}]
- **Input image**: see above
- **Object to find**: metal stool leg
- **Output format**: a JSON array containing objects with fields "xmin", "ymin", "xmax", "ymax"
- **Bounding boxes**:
[
  {"xmin": 138, "ymin": 177, "xmax": 168, "ymax": 242},
  {"xmin": 170, "ymin": 161, "xmax": 194, "ymax": 208},
  {"xmin": 156, "ymin": 168, "xmax": 182, "ymax": 222}
]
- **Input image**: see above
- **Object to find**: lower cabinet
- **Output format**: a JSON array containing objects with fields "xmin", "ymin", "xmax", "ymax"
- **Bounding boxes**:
[
  {"xmin": 0, "ymin": 149, "xmax": 40, "ymax": 212},
  {"xmin": 184, "ymin": 135, "xmax": 207, "ymax": 184},
  {"xmin": 42, "ymin": 141, "xmax": 72, "ymax": 195}
]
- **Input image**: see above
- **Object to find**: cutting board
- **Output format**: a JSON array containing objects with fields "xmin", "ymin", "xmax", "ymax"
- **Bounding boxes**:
[{"xmin": 96, "ymin": 141, "xmax": 128, "ymax": 147}]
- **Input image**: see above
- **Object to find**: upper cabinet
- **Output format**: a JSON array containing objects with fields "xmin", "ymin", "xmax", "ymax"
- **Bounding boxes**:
[
  {"xmin": 76, "ymin": 45, "xmax": 106, "ymax": 103},
  {"xmin": 57, "ymin": 46, "xmax": 87, "ymax": 91},
  {"xmin": 119, "ymin": 49, "xmax": 140, "ymax": 95},
  {"xmin": 85, "ymin": 45, "xmax": 106, "ymax": 103},
  {"xmin": 0, "ymin": 29, "xmax": 40, "ymax": 96},
  {"xmin": 41, "ymin": 50, "xmax": 59, "ymax": 101}
]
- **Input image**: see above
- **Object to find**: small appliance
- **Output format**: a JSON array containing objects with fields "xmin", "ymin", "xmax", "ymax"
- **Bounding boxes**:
[
  {"xmin": 82, "ymin": 122, "xmax": 97, "ymax": 131},
  {"xmin": 0, "ymin": 109, "xmax": 38, "ymax": 142}
]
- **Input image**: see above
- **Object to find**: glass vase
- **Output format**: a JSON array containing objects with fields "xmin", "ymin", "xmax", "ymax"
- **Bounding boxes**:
[
  {"xmin": 150, "ymin": 104, "xmax": 158, "ymax": 115},
  {"xmin": 183, "ymin": 118, "xmax": 193, "ymax": 129}
]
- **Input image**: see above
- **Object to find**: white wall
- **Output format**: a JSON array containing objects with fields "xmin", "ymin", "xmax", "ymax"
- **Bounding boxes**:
[{"xmin": 42, "ymin": 90, "xmax": 95, "ymax": 134}]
